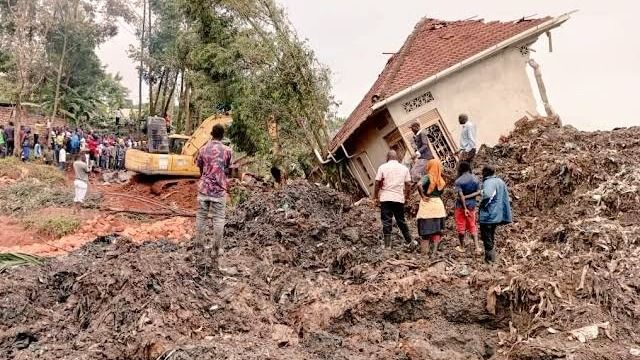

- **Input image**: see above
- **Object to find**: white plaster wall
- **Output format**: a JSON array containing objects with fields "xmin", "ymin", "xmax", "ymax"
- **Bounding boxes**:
[
  {"xmin": 345, "ymin": 114, "xmax": 397, "ymax": 194},
  {"xmin": 387, "ymin": 46, "xmax": 539, "ymax": 147}
]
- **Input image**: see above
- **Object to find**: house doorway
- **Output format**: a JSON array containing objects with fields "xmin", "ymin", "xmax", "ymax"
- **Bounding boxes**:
[
  {"xmin": 398, "ymin": 109, "xmax": 457, "ymax": 169},
  {"xmin": 353, "ymin": 152, "xmax": 376, "ymax": 194}
]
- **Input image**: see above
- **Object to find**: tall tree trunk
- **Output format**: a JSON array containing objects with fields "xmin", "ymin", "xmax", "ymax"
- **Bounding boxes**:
[
  {"xmin": 138, "ymin": 0, "xmax": 146, "ymax": 121},
  {"xmin": 147, "ymin": 3, "xmax": 153, "ymax": 115},
  {"xmin": 175, "ymin": 70, "xmax": 185, "ymax": 132},
  {"xmin": 13, "ymin": 91, "xmax": 23, "ymax": 156},
  {"xmin": 184, "ymin": 83, "xmax": 191, "ymax": 135},
  {"xmin": 51, "ymin": 0, "xmax": 79, "ymax": 124},
  {"xmin": 163, "ymin": 71, "xmax": 178, "ymax": 117},
  {"xmin": 151, "ymin": 68, "xmax": 166, "ymax": 115},
  {"xmin": 50, "ymin": 32, "xmax": 67, "ymax": 122}
]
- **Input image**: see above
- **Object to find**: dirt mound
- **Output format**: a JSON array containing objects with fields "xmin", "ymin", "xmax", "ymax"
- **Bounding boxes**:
[
  {"xmin": 1, "ymin": 118, "xmax": 640, "ymax": 359},
  {"xmin": 225, "ymin": 181, "xmax": 383, "ymax": 275}
]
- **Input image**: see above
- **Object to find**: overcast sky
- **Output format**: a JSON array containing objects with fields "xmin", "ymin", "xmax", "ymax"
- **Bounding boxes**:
[{"xmin": 98, "ymin": 0, "xmax": 639, "ymax": 131}]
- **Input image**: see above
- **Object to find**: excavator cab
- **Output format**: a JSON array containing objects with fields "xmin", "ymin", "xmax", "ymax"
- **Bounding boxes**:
[{"xmin": 168, "ymin": 135, "xmax": 190, "ymax": 154}]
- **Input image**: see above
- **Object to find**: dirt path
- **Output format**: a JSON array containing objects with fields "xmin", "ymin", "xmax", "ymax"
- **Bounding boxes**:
[
  {"xmin": 0, "ymin": 216, "xmax": 42, "ymax": 248},
  {"xmin": 0, "ymin": 167, "xmax": 197, "ymax": 256}
]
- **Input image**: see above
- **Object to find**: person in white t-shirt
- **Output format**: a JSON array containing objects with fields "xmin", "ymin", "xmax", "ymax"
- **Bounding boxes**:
[
  {"xmin": 373, "ymin": 150, "xmax": 413, "ymax": 247},
  {"xmin": 58, "ymin": 147, "xmax": 67, "ymax": 171}
]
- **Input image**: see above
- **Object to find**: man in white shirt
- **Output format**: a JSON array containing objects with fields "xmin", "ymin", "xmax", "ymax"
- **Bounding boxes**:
[
  {"xmin": 58, "ymin": 147, "xmax": 67, "ymax": 171},
  {"xmin": 373, "ymin": 150, "xmax": 412, "ymax": 247},
  {"xmin": 457, "ymin": 113, "xmax": 477, "ymax": 163}
]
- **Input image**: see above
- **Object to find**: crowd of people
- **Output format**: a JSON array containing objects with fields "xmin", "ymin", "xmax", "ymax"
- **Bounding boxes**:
[
  {"xmin": 373, "ymin": 114, "xmax": 513, "ymax": 264},
  {"xmin": 0, "ymin": 121, "xmax": 139, "ymax": 172}
]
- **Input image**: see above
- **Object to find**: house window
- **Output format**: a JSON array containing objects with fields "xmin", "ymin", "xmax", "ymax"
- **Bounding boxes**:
[
  {"xmin": 402, "ymin": 91, "xmax": 434, "ymax": 113},
  {"xmin": 423, "ymin": 122, "xmax": 457, "ymax": 169}
]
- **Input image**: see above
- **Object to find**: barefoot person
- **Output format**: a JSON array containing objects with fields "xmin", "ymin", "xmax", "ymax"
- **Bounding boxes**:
[
  {"xmin": 416, "ymin": 159, "xmax": 446, "ymax": 257},
  {"xmin": 454, "ymin": 161, "xmax": 481, "ymax": 254},
  {"xmin": 73, "ymin": 150, "xmax": 91, "ymax": 214},
  {"xmin": 373, "ymin": 150, "xmax": 412, "ymax": 248}
]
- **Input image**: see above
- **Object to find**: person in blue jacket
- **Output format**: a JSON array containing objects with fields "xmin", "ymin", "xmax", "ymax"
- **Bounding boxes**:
[{"xmin": 465, "ymin": 164, "xmax": 512, "ymax": 263}]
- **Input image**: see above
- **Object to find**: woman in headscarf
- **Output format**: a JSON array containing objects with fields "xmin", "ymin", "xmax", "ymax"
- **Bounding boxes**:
[{"xmin": 416, "ymin": 159, "xmax": 447, "ymax": 257}]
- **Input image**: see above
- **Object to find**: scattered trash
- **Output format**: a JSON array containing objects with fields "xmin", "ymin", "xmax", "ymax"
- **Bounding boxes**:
[{"xmin": 569, "ymin": 322, "xmax": 610, "ymax": 343}]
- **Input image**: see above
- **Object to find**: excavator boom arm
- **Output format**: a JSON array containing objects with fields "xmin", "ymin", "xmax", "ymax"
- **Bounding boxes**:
[{"xmin": 181, "ymin": 114, "xmax": 233, "ymax": 156}]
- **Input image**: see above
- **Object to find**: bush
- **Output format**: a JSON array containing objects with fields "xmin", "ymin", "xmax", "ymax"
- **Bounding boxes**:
[
  {"xmin": 0, "ymin": 157, "xmax": 65, "ymax": 184},
  {"xmin": 0, "ymin": 180, "xmax": 72, "ymax": 215},
  {"xmin": 23, "ymin": 214, "xmax": 81, "ymax": 239}
]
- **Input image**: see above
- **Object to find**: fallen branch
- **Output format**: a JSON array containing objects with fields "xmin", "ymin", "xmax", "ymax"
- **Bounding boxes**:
[{"xmin": 103, "ymin": 207, "xmax": 196, "ymax": 217}]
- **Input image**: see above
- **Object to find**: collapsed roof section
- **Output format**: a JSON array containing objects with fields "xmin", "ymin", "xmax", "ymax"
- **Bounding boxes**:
[{"xmin": 329, "ymin": 14, "xmax": 571, "ymax": 153}]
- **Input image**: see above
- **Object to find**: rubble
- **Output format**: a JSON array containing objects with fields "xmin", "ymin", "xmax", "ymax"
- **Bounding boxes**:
[{"xmin": 0, "ymin": 118, "xmax": 639, "ymax": 359}]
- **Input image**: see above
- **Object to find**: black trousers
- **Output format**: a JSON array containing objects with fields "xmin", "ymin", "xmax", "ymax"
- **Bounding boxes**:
[
  {"xmin": 380, "ymin": 201, "xmax": 412, "ymax": 242},
  {"xmin": 480, "ymin": 223, "xmax": 497, "ymax": 261},
  {"xmin": 6, "ymin": 141, "xmax": 14, "ymax": 156}
]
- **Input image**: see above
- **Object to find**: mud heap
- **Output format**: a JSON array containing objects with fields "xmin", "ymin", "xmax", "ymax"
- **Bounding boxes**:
[{"xmin": 1, "ymin": 118, "xmax": 639, "ymax": 359}]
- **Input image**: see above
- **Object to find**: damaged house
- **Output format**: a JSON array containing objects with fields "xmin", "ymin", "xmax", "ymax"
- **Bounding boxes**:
[{"xmin": 325, "ymin": 14, "xmax": 570, "ymax": 194}]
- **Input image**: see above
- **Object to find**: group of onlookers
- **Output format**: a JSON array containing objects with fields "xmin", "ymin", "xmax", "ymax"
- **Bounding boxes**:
[
  {"xmin": 373, "ymin": 114, "xmax": 512, "ymax": 264},
  {"xmin": 0, "ymin": 122, "xmax": 138, "ymax": 173}
]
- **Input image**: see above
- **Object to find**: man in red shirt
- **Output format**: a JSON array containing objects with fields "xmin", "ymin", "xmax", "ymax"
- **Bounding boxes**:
[
  {"xmin": 195, "ymin": 124, "xmax": 232, "ymax": 266},
  {"xmin": 87, "ymin": 135, "xmax": 98, "ymax": 167}
]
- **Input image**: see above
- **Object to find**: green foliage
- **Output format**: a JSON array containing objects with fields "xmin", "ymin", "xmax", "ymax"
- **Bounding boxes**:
[
  {"xmin": 0, "ymin": 180, "xmax": 72, "ymax": 215},
  {"xmin": 0, "ymin": 0, "xmax": 133, "ymax": 124},
  {"xmin": 0, "ymin": 49, "xmax": 11, "ymax": 73},
  {"xmin": 229, "ymin": 186, "xmax": 249, "ymax": 207},
  {"xmin": 23, "ymin": 214, "xmax": 81, "ymax": 239},
  {"xmin": 0, "ymin": 253, "xmax": 43, "ymax": 272},
  {"xmin": 0, "ymin": 157, "xmax": 66, "ymax": 184},
  {"xmin": 134, "ymin": 0, "xmax": 336, "ymax": 176}
]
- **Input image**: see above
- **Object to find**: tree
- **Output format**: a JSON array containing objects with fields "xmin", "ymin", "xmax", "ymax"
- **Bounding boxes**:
[
  {"xmin": 45, "ymin": 0, "xmax": 134, "ymax": 123},
  {"xmin": 0, "ymin": 0, "xmax": 54, "ymax": 153}
]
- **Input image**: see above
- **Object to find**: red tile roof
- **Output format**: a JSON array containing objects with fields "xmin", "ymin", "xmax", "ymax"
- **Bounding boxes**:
[{"xmin": 329, "ymin": 16, "xmax": 552, "ymax": 151}]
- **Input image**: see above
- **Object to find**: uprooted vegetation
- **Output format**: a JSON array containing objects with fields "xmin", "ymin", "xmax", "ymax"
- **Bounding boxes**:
[
  {"xmin": 22, "ymin": 214, "xmax": 82, "ymax": 239},
  {"xmin": 0, "ymin": 118, "xmax": 639, "ymax": 359},
  {"xmin": 0, "ymin": 158, "xmax": 65, "ymax": 185},
  {"xmin": 0, "ymin": 159, "xmax": 72, "ymax": 216},
  {"xmin": 0, "ymin": 181, "xmax": 72, "ymax": 215}
]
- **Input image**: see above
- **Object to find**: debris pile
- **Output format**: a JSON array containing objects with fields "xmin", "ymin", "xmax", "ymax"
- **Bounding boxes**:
[{"xmin": 0, "ymin": 118, "xmax": 639, "ymax": 359}]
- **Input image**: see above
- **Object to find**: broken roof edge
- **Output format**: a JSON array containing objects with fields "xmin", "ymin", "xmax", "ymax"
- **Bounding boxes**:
[
  {"xmin": 371, "ymin": 12, "xmax": 572, "ymax": 113},
  {"xmin": 327, "ymin": 12, "xmax": 573, "ymax": 154}
]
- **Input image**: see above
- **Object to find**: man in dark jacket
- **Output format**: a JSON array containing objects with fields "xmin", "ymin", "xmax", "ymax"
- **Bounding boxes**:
[
  {"xmin": 4, "ymin": 121, "xmax": 15, "ymax": 156},
  {"xmin": 409, "ymin": 122, "xmax": 434, "ymax": 181},
  {"xmin": 465, "ymin": 165, "xmax": 513, "ymax": 263}
]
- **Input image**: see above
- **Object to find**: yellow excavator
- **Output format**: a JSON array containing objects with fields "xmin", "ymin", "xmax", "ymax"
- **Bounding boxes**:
[{"xmin": 125, "ymin": 114, "xmax": 233, "ymax": 177}]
